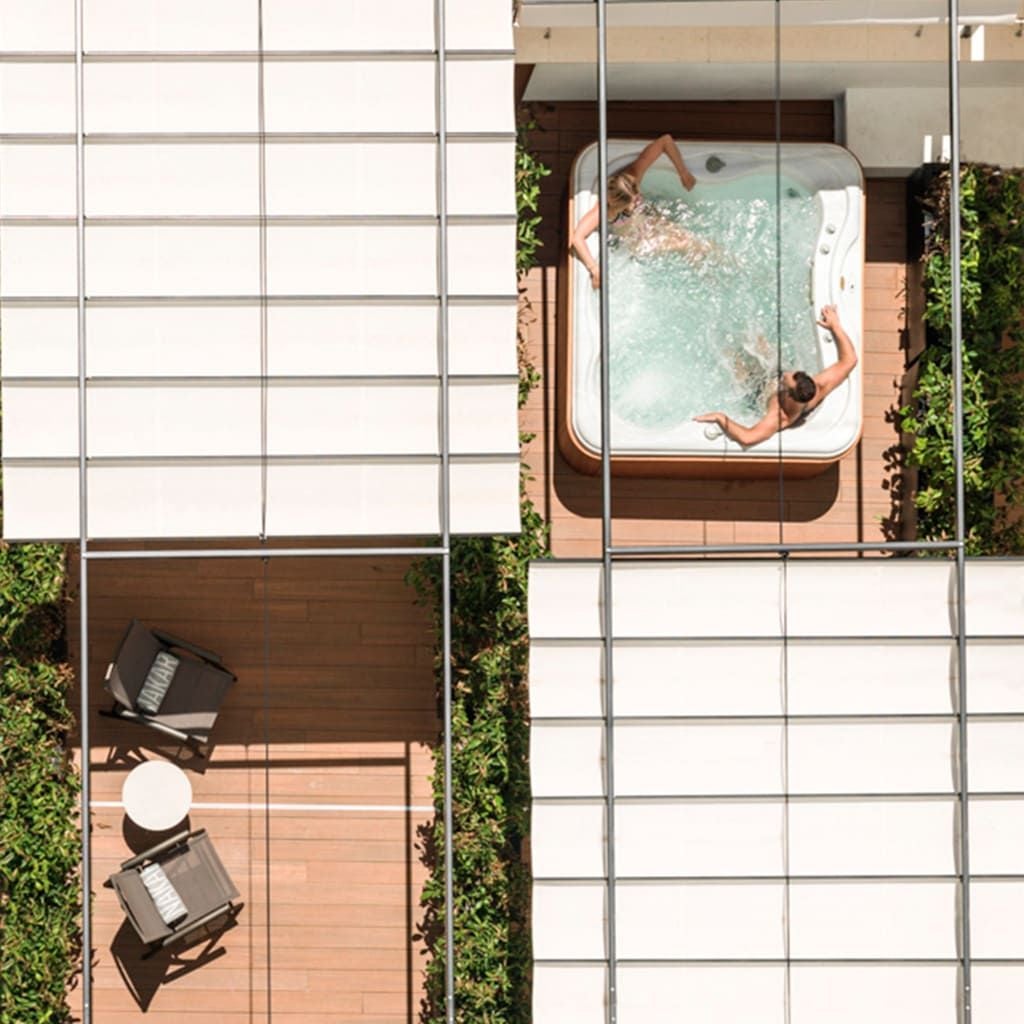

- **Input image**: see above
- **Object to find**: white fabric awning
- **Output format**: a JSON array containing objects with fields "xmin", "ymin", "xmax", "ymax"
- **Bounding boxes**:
[
  {"xmin": 529, "ymin": 558, "xmax": 1024, "ymax": 1023},
  {"xmin": 0, "ymin": 0, "xmax": 520, "ymax": 540}
]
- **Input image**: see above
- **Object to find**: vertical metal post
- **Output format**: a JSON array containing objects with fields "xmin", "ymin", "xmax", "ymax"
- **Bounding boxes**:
[
  {"xmin": 257, "ymin": 0, "xmax": 269, "ymax": 541},
  {"xmin": 74, "ymin": 0, "xmax": 91, "ymax": 1019},
  {"xmin": 947, "ymin": 2, "xmax": 972, "ymax": 1021},
  {"xmin": 435, "ymin": 1, "xmax": 456, "ymax": 1021},
  {"xmin": 595, "ymin": 1, "xmax": 618, "ymax": 1021}
]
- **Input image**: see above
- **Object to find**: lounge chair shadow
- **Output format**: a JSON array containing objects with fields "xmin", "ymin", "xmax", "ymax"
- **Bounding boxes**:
[
  {"xmin": 103, "ymin": 740, "xmax": 212, "ymax": 776},
  {"xmin": 110, "ymin": 914, "xmax": 235, "ymax": 1012},
  {"xmin": 121, "ymin": 814, "xmax": 194, "ymax": 856}
]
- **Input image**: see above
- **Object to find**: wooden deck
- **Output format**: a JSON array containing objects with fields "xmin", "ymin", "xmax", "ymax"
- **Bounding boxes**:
[
  {"xmin": 69, "ymin": 549, "xmax": 436, "ymax": 1023},
  {"xmin": 519, "ymin": 101, "xmax": 913, "ymax": 555}
]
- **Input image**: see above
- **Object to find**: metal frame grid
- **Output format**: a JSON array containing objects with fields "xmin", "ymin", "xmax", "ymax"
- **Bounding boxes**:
[
  {"xmin": 579, "ymin": 1, "xmax": 975, "ymax": 1022},
  {"xmin": 61, "ymin": 1, "xmax": 465, "ymax": 1021},
  {"xmin": 0, "ymin": 30, "xmax": 521, "ymax": 534},
  {"xmin": 1, "ymin": 1, "xmax": 984, "ymax": 1022}
]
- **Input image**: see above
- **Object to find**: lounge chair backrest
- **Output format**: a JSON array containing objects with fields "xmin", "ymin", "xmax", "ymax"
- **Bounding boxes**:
[{"xmin": 105, "ymin": 620, "xmax": 164, "ymax": 710}]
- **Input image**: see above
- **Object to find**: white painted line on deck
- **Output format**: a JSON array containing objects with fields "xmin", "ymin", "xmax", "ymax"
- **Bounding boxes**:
[{"xmin": 91, "ymin": 800, "xmax": 434, "ymax": 813}]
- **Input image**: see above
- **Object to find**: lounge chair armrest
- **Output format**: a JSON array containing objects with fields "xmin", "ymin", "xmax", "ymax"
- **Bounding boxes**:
[
  {"xmin": 160, "ymin": 901, "xmax": 237, "ymax": 949},
  {"xmin": 120, "ymin": 828, "xmax": 193, "ymax": 871},
  {"xmin": 151, "ymin": 628, "xmax": 224, "ymax": 668},
  {"xmin": 108, "ymin": 707, "xmax": 193, "ymax": 746}
]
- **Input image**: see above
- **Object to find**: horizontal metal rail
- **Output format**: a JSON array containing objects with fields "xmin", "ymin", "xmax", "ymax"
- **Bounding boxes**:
[
  {"xmin": 608, "ymin": 540, "xmax": 961, "ymax": 557},
  {"xmin": 532, "ymin": 792, "xmax": 1024, "ymax": 803},
  {"xmin": 528, "ymin": 634, "xmax": 1024, "ymax": 644},
  {"xmin": 531, "ymin": 712, "xmax": 1024, "ymax": 724},
  {"xmin": 0, "ymin": 131, "xmax": 516, "ymax": 144},
  {"xmin": 0, "ymin": 293, "xmax": 518, "ymax": 306},
  {"xmin": 0, "ymin": 214, "xmax": 516, "ymax": 227},
  {"xmin": 1, "ymin": 451, "xmax": 519, "ymax": 466},
  {"xmin": 83, "ymin": 544, "xmax": 446, "ymax": 560},
  {"xmin": 534, "ymin": 957, "xmax": 1024, "ymax": 966},
  {"xmin": 2, "ymin": 373, "xmax": 519, "ymax": 386},
  {"xmin": 0, "ymin": 48, "xmax": 515, "ymax": 62},
  {"xmin": 536, "ymin": 873, "xmax": 1024, "ymax": 884}
]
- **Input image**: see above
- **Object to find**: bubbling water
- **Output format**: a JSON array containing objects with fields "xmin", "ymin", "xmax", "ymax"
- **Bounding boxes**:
[{"xmin": 606, "ymin": 167, "xmax": 821, "ymax": 432}]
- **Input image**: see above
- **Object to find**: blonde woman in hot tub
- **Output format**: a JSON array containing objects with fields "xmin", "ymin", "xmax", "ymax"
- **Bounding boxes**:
[{"xmin": 569, "ymin": 134, "xmax": 710, "ymax": 290}]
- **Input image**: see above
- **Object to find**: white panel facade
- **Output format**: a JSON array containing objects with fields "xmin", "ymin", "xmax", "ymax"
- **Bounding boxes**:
[
  {"xmin": 0, "ymin": 144, "xmax": 76, "ymax": 217},
  {"xmin": 263, "ymin": 63, "xmax": 436, "ymax": 134},
  {"xmin": 617, "ymin": 965, "xmax": 786, "ymax": 1024},
  {"xmin": 0, "ymin": 307, "xmax": 78, "ymax": 377},
  {"xmin": 530, "ymin": 560, "xmax": 1024, "ymax": 1022},
  {"xmin": 0, "ymin": 64, "xmax": 76, "ymax": 133},
  {"xmin": 0, "ymin": 1, "xmax": 519, "ymax": 540},
  {"xmin": 261, "ymin": 0, "xmax": 435, "ymax": 51},
  {"xmin": 788, "ymin": 965, "xmax": 957, "ymax": 1024},
  {"xmin": 617, "ymin": 881, "xmax": 785, "ymax": 959},
  {"xmin": 0, "ymin": 0, "xmax": 74, "ymax": 52},
  {"xmin": 85, "ymin": 307, "xmax": 262, "ymax": 378},
  {"xmin": 84, "ymin": 0, "xmax": 257, "ymax": 51},
  {"xmin": 533, "ymin": 965, "xmax": 607, "ymax": 1024},
  {"xmin": 266, "ymin": 225, "xmax": 437, "ymax": 296},
  {"xmin": 86, "ymin": 225, "xmax": 260, "ymax": 297},
  {"xmin": 84, "ymin": 64, "xmax": 259, "ymax": 133},
  {"xmin": 264, "ymin": 142, "xmax": 437, "ymax": 217},
  {"xmin": 85, "ymin": 144, "xmax": 260, "ymax": 217}
]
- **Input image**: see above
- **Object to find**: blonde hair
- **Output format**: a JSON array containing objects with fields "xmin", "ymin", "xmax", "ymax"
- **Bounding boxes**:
[{"xmin": 608, "ymin": 171, "xmax": 639, "ymax": 217}]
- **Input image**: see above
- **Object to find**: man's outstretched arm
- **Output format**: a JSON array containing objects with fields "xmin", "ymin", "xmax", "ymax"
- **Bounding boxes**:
[
  {"xmin": 813, "ymin": 304, "xmax": 858, "ymax": 396},
  {"xmin": 694, "ymin": 408, "xmax": 783, "ymax": 447}
]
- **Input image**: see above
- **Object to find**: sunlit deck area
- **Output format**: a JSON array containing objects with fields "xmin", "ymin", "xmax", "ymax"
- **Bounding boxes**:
[{"xmin": 69, "ymin": 551, "xmax": 435, "ymax": 1023}]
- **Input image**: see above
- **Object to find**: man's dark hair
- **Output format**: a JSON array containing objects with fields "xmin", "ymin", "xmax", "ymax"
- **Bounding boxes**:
[{"xmin": 790, "ymin": 371, "xmax": 817, "ymax": 404}]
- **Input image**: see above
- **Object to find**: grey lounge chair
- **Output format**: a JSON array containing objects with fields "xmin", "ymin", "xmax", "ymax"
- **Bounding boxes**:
[
  {"xmin": 105, "ymin": 828, "xmax": 241, "ymax": 959},
  {"xmin": 101, "ymin": 619, "xmax": 236, "ymax": 755}
]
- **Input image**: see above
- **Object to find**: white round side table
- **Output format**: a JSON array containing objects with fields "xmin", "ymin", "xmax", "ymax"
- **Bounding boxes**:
[{"xmin": 121, "ymin": 760, "xmax": 193, "ymax": 831}]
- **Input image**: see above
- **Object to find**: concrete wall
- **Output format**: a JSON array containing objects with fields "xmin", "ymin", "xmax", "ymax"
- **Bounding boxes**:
[{"xmin": 845, "ymin": 86, "xmax": 1024, "ymax": 174}]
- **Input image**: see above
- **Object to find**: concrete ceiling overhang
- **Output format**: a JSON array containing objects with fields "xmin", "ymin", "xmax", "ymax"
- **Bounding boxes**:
[
  {"xmin": 522, "ymin": 59, "xmax": 1024, "ymax": 102},
  {"xmin": 516, "ymin": 2, "xmax": 1024, "ymax": 101}
]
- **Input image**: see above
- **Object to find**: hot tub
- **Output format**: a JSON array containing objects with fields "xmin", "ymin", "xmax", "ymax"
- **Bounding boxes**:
[{"xmin": 561, "ymin": 139, "xmax": 864, "ymax": 478}]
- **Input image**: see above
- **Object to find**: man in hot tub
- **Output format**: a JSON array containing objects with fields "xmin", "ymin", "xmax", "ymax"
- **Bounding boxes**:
[{"xmin": 694, "ymin": 305, "xmax": 857, "ymax": 446}]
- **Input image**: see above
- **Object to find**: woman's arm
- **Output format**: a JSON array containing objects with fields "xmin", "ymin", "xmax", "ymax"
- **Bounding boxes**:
[
  {"xmin": 627, "ymin": 134, "xmax": 696, "ymax": 190},
  {"xmin": 569, "ymin": 201, "xmax": 602, "ymax": 289}
]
